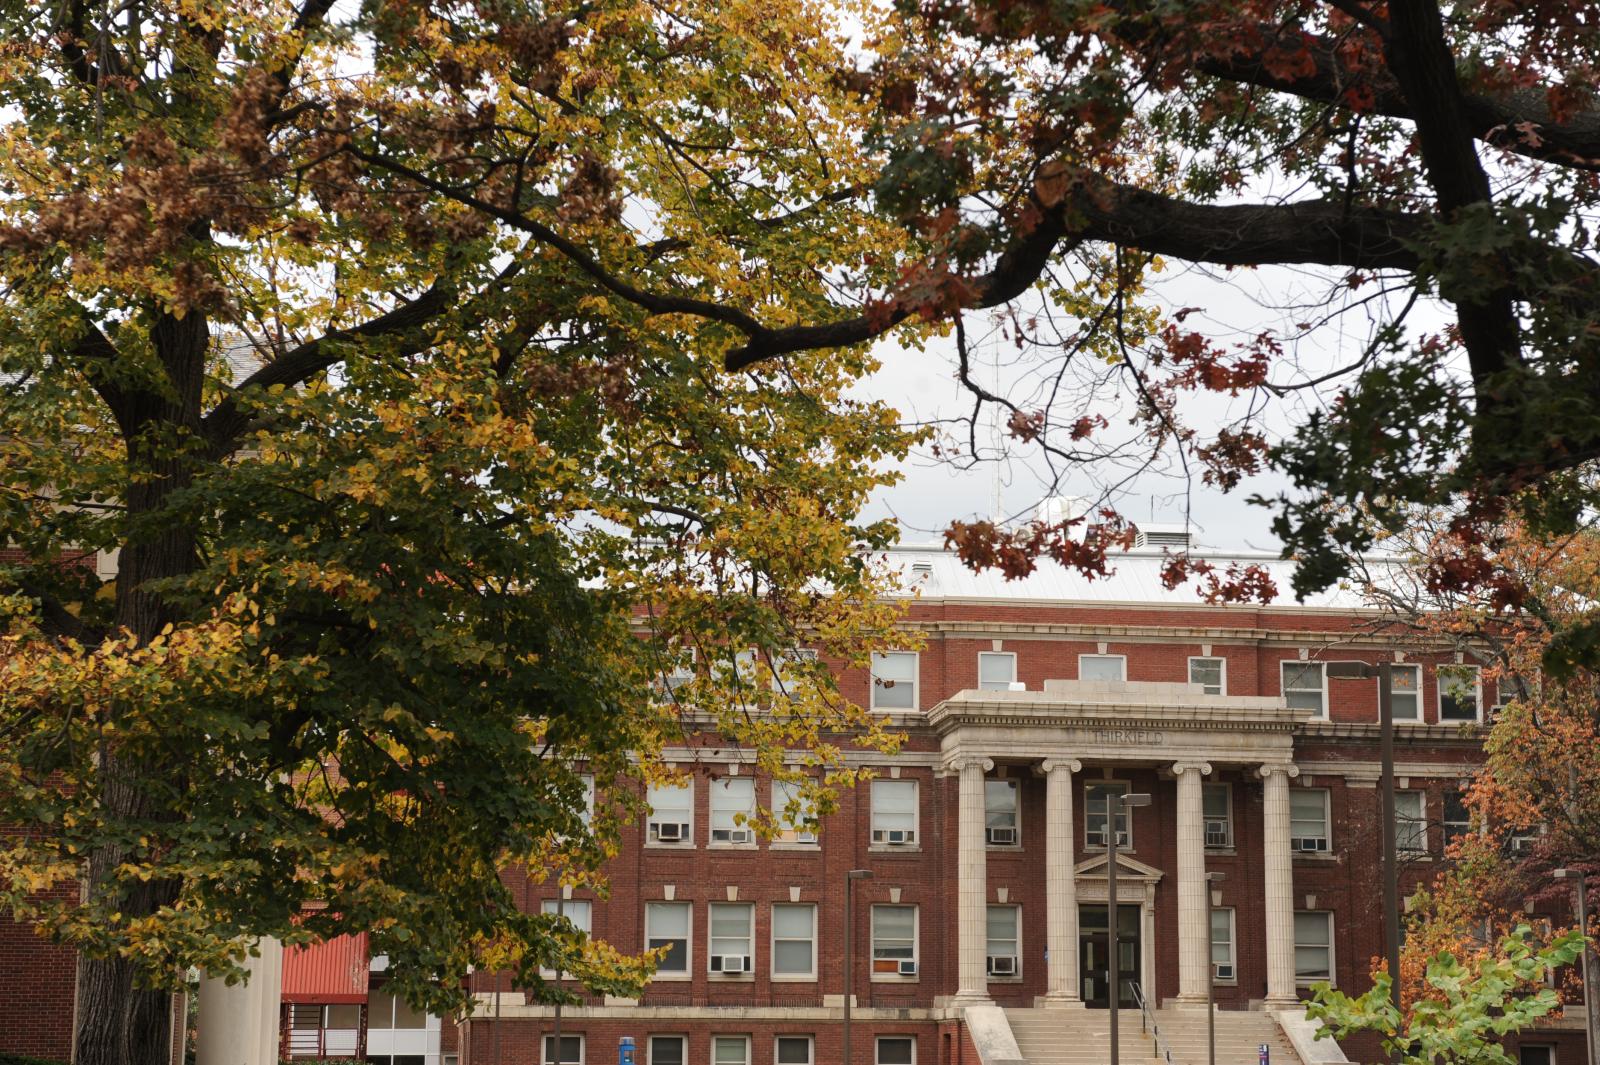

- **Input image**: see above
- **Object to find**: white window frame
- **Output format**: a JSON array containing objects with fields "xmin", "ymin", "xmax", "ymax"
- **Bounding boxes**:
[
  {"xmin": 771, "ymin": 903, "xmax": 818, "ymax": 980},
  {"xmin": 870, "ymin": 779, "xmax": 918, "ymax": 847},
  {"xmin": 1443, "ymin": 789, "xmax": 1472, "ymax": 847},
  {"xmin": 1078, "ymin": 653, "xmax": 1127, "ymax": 682},
  {"xmin": 648, "ymin": 1036, "xmax": 688, "ymax": 1065},
  {"xmin": 645, "ymin": 901, "xmax": 692, "ymax": 979},
  {"xmin": 985, "ymin": 904, "xmax": 1021, "ymax": 978},
  {"xmin": 1202, "ymin": 782, "xmax": 1232, "ymax": 849},
  {"xmin": 871, "ymin": 904, "xmax": 919, "ymax": 979},
  {"xmin": 1281, "ymin": 661, "xmax": 1327, "ymax": 718},
  {"xmin": 1291, "ymin": 788, "xmax": 1332, "ymax": 853},
  {"xmin": 771, "ymin": 778, "xmax": 818, "ymax": 845},
  {"xmin": 977, "ymin": 651, "xmax": 1017, "ymax": 691},
  {"xmin": 1519, "ymin": 1045, "xmax": 1557, "ymax": 1065},
  {"xmin": 1396, "ymin": 790, "xmax": 1428, "ymax": 853},
  {"xmin": 1388, "ymin": 664, "xmax": 1423, "ymax": 722},
  {"xmin": 646, "ymin": 781, "xmax": 693, "ymax": 846},
  {"xmin": 985, "ymin": 779, "xmax": 1020, "ymax": 847},
  {"xmin": 711, "ymin": 1035, "xmax": 751, "ymax": 1065},
  {"xmin": 542, "ymin": 1033, "xmax": 585, "ymax": 1065},
  {"xmin": 1293, "ymin": 911, "xmax": 1335, "ymax": 986},
  {"xmin": 875, "ymin": 1036, "xmax": 917, "ymax": 1065},
  {"xmin": 709, "ymin": 777, "xmax": 756, "ymax": 846},
  {"xmin": 1211, "ymin": 906, "xmax": 1237, "ymax": 983},
  {"xmin": 539, "ymin": 899, "xmax": 593, "ymax": 978},
  {"xmin": 1188, "ymin": 656, "xmax": 1227, "ymax": 695},
  {"xmin": 770, "ymin": 648, "xmax": 818, "ymax": 696},
  {"xmin": 1438, "ymin": 664, "xmax": 1483, "ymax": 723},
  {"xmin": 773, "ymin": 1035, "xmax": 815, "ymax": 1065},
  {"xmin": 707, "ymin": 902, "xmax": 755, "ymax": 977},
  {"xmin": 1084, "ymin": 781, "xmax": 1131, "ymax": 849},
  {"xmin": 870, "ymin": 651, "xmax": 919, "ymax": 711}
]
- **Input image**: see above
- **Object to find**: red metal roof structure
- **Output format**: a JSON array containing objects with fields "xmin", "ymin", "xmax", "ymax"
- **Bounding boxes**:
[{"xmin": 281, "ymin": 933, "xmax": 369, "ymax": 1003}]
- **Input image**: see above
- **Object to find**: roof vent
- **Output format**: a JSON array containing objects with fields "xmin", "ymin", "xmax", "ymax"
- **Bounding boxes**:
[
  {"xmin": 910, "ymin": 560, "xmax": 934, "ymax": 577},
  {"xmin": 1134, "ymin": 524, "xmax": 1192, "ymax": 550}
]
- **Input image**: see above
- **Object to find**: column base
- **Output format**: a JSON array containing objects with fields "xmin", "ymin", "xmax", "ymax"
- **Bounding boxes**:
[
  {"xmin": 948, "ymin": 990, "xmax": 994, "ymax": 1007},
  {"xmin": 1035, "ymin": 993, "xmax": 1086, "ymax": 1009},
  {"xmin": 1167, "ymin": 994, "xmax": 1212, "ymax": 1010},
  {"xmin": 1263, "ymin": 994, "xmax": 1303, "ymax": 1009}
]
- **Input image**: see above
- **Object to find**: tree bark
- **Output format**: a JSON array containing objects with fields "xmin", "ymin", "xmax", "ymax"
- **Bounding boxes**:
[{"xmin": 72, "ymin": 309, "xmax": 209, "ymax": 1065}]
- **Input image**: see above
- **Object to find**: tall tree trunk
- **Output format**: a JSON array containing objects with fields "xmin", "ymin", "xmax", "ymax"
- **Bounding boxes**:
[{"xmin": 73, "ymin": 311, "xmax": 208, "ymax": 1065}]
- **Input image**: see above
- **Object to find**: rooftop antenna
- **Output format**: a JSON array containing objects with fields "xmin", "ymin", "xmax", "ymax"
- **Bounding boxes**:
[{"xmin": 990, "ymin": 351, "xmax": 1003, "ymax": 524}]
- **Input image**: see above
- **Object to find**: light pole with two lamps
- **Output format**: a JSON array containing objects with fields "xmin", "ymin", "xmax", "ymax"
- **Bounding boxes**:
[
  {"xmin": 1554, "ymin": 866, "xmax": 1597, "ymax": 1065},
  {"xmin": 1106, "ymin": 790, "xmax": 1151, "ymax": 1065},
  {"xmin": 843, "ymin": 869, "xmax": 874, "ymax": 1065},
  {"xmin": 1206, "ymin": 871, "xmax": 1225, "ymax": 1065}
]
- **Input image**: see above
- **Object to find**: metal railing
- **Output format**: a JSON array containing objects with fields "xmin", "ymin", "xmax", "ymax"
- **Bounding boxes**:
[{"xmin": 1129, "ymin": 981, "xmax": 1178, "ymax": 1065}]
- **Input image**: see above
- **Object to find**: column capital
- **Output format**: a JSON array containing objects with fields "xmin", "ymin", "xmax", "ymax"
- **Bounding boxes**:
[
  {"xmin": 1257, "ymin": 763, "xmax": 1301, "ymax": 781},
  {"xmin": 1038, "ymin": 758, "xmax": 1082, "ymax": 776},
  {"xmin": 1170, "ymin": 760, "xmax": 1212, "ymax": 778},
  {"xmin": 946, "ymin": 755, "xmax": 995, "ymax": 775}
]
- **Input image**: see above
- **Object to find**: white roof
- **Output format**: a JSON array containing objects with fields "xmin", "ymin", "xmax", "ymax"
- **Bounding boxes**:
[{"xmin": 882, "ymin": 543, "xmax": 1404, "ymax": 611}]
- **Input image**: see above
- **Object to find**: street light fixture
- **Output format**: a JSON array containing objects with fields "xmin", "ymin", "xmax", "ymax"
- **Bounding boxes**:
[
  {"xmin": 1108, "ymin": 791, "xmax": 1151, "ymax": 1065},
  {"xmin": 843, "ymin": 869, "xmax": 874, "ymax": 1065},
  {"xmin": 1206, "ymin": 872, "xmax": 1225, "ymax": 1065},
  {"xmin": 1555, "ymin": 867, "xmax": 1596, "ymax": 1065},
  {"xmin": 1327, "ymin": 659, "xmax": 1402, "ymax": 1042}
]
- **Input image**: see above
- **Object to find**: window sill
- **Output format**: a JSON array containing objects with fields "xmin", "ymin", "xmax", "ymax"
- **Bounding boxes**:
[
  {"xmin": 649, "ymin": 973, "xmax": 692, "ymax": 982},
  {"xmin": 868, "ymin": 846, "xmax": 923, "ymax": 855},
  {"xmin": 771, "ymin": 842, "xmax": 822, "ymax": 853},
  {"xmin": 706, "ymin": 843, "xmax": 758, "ymax": 851},
  {"xmin": 643, "ymin": 842, "xmax": 696, "ymax": 851},
  {"xmin": 986, "ymin": 976, "xmax": 1024, "ymax": 984},
  {"xmin": 870, "ymin": 974, "xmax": 920, "ymax": 983},
  {"xmin": 771, "ymin": 974, "xmax": 819, "ymax": 983},
  {"xmin": 1293, "ymin": 852, "xmax": 1338, "ymax": 862},
  {"xmin": 1204, "ymin": 846, "xmax": 1236, "ymax": 856},
  {"xmin": 706, "ymin": 974, "xmax": 755, "ymax": 982},
  {"xmin": 986, "ymin": 846, "xmax": 1024, "ymax": 854}
]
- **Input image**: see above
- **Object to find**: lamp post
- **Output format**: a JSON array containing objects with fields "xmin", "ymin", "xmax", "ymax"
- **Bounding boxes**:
[
  {"xmin": 1555, "ymin": 867, "xmax": 1596, "ymax": 1065},
  {"xmin": 1206, "ymin": 872, "xmax": 1225, "ymax": 1065},
  {"xmin": 1107, "ymin": 791, "xmax": 1151, "ymax": 1065},
  {"xmin": 843, "ymin": 869, "xmax": 874, "ymax": 1065},
  {"xmin": 1327, "ymin": 660, "xmax": 1402, "ymax": 1039}
]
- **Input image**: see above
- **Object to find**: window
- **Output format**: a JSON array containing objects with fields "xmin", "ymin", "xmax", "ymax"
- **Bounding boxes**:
[
  {"xmin": 1291, "ymin": 789, "xmax": 1331, "ymax": 852},
  {"xmin": 1520, "ymin": 1046, "xmax": 1555, "ymax": 1065},
  {"xmin": 646, "ymin": 781, "xmax": 693, "ymax": 844},
  {"xmin": 871, "ymin": 652, "xmax": 918, "ymax": 710},
  {"xmin": 662, "ymin": 648, "xmax": 695, "ymax": 694},
  {"xmin": 876, "ymin": 1037, "xmax": 916, "ymax": 1065},
  {"xmin": 366, "ymin": 989, "xmax": 426, "ymax": 1030},
  {"xmin": 1439, "ymin": 665, "xmax": 1481, "ymax": 721},
  {"xmin": 712, "ymin": 1036, "xmax": 750, "ymax": 1065},
  {"xmin": 772, "ymin": 779, "xmax": 818, "ymax": 844},
  {"xmin": 708, "ymin": 903, "xmax": 754, "ymax": 974},
  {"xmin": 774, "ymin": 1036, "xmax": 814, "ymax": 1065},
  {"xmin": 871, "ymin": 904, "xmax": 918, "ymax": 976},
  {"xmin": 1189, "ymin": 656, "xmax": 1226, "ymax": 695},
  {"xmin": 1203, "ymin": 783, "xmax": 1232, "ymax": 848},
  {"xmin": 978, "ymin": 652, "xmax": 1017, "ymax": 691},
  {"xmin": 577, "ymin": 774, "xmax": 595, "ymax": 828},
  {"xmin": 542, "ymin": 1035, "xmax": 583, "ymax": 1065},
  {"xmin": 770, "ymin": 648, "xmax": 817, "ymax": 696},
  {"xmin": 1396, "ymin": 791, "xmax": 1427, "ymax": 852},
  {"xmin": 648, "ymin": 1037, "xmax": 686, "ymax": 1065},
  {"xmin": 1389, "ymin": 665, "xmax": 1422, "ymax": 721},
  {"xmin": 1079, "ymin": 654, "xmax": 1126, "ymax": 681},
  {"xmin": 1294, "ymin": 912, "xmax": 1334, "ymax": 984},
  {"xmin": 645, "ymin": 902, "xmax": 691, "ymax": 975},
  {"xmin": 985, "ymin": 779, "xmax": 1019, "ymax": 846},
  {"xmin": 1281, "ymin": 662, "xmax": 1326, "ymax": 716},
  {"xmin": 771, "ymin": 904, "xmax": 817, "ymax": 978},
  {"xmin": 986, "ymin": 905, "xmax": 1020, "ymax": 977},
  {"xmin": 1211, "ymin": 907, "xmax": 1237, "ymax": 981},
  {"xmin": 1085, "ymin": 782, "xmax": 1130, "ymax": 848},
  {"xmin": 1444, "ymin": 790, "xmax": 1472, "ymax": 847},
  {"xmin": 871, "ymin": 779, "xmax": 918, "ymax": 846},
  {"xmin": 539, "ymin": 899, "xmax": 592, "ymax": 977},
  {"xmin": 1492, "ymin": 675, "xmax": 1522, "ymax": 712},
  {"xmin": 710, "ymin": 778, "xmax": 756, "ymax": 845}
]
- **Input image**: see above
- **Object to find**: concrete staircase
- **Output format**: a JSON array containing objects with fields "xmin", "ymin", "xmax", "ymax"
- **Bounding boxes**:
[{"xmin": 1004, "ymin": 1005, "xmax": 1304, "ymax": 1065}]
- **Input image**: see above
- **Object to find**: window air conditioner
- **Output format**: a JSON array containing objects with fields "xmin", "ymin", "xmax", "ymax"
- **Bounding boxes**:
[
  {"xmin": 1089, "ymin": 829, "xmax": 1128, "ymax": 847},
  {"xmin": 884, "ymin": 829, "xmax": 913, "ymax": 845},
  {"xmin": 986, "ymin": 827, "xmax": 1018, "ymax": 846},
  {"xmin": 713, "ymin": 828, "xmax": 752, "ymax": 844},
  {"xmin": 710, "ymin": 955, "xmax": 751, "ymax": 974},
  {"xmin": 897, "ymin": 960, "xmax": 918, "ymax": 976},
  {"xmin": 653, "ymin": 822, "xmax": 687, "ymax": 842},
  {"xmin": 1214, "ymin": 963, "xmax": 1235, "ymax": 981},
  {"xmin": 1204, "ymin": 821, "xmax": 1230, "ymax": 847},
  {"xmin": 986, "ymin": 955, "xmax": 1017, "ymax": 976},
  {"xmin": 1293, "ymin": 836, "xmax": 1327, "ymax": 853}
]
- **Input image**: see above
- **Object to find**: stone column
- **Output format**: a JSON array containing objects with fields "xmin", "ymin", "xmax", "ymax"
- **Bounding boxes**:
[
  {"xmin": 1173, "ymin": 761, "xmax": 1212, "ymax": 1005},
  {"xmin": 1259, "ymin": 763, "xmax": 1301, "ymax": 1004},
  {"xmin": 197, "ymin": 937, "xmax": 283, "ymax": 1065},
  {"xmin": 1041, "ymin": 758, "xmax": 1083, "ymax": 1005},
  {"xmin": 952, "ymin": 755, "xmax": 994, "ymax": 1004}
]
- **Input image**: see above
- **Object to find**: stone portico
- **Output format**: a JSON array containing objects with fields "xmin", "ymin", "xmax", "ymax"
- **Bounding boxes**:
[{"xmin": 930, "ymin": 679, "xmax": 1312, "ymax": 1010}]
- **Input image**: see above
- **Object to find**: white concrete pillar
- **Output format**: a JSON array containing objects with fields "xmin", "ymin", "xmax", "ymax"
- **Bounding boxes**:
[
  {"xmin": 1041, "ymin": 758, "xmax": 1083, "ymax": 1005},
  {"xmin": 1260, "ymin": 764, "xmax": 1301, "ymax": 1004},
  {"xmin": 952, "ymin": 755, "xmax": 994, "ymax": 1004},
  {"xmin": 196, "ymin": 938, "xmax": 282, "ymax": 1065},
  {"xmin": 1173, "ymin": 761, "xmax": 1212, "ymax": 1004}
]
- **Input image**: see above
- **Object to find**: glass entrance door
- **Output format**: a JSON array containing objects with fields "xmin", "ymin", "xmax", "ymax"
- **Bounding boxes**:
[{"xmin": 1079, "ymin": 903, "xmax": 1140, "ymax": 1009}]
